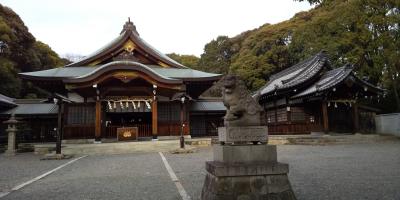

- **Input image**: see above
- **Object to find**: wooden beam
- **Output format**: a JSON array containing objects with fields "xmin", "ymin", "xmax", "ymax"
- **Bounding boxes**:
[
  {"xmin": 95, "ymin": 101, "xmax": 102, "ymax": 142},
  {"xmin": 322, "ymin": 101, "xmax": 329, "ymax": 133},
  {"xmin": 152, "ymin": 99, "xmax": 158, "ymax": 139}
]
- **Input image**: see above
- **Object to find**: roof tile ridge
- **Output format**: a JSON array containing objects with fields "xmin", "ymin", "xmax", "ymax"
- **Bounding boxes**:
[
  {"xmin": 281, "ymin": 53, "xmax": 327, "ymax": 86},
  {"xmin": 316, "ymin": 64, "xmax": 353, "ymax": 91}
]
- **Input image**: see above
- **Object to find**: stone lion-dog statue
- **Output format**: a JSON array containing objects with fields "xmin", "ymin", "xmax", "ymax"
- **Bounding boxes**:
[{"xmin": 222, "ymin": 75, "xmax": 265, "ymax": 127}]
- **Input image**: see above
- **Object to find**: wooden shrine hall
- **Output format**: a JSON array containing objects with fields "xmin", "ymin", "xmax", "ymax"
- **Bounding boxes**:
[
  {"xmin": 20, "ymin": 20, "xmax": 223, "ymax": 142},
  {"xmin": 256, "ymin": 51, "xmax": 384, "ymax": 134}
]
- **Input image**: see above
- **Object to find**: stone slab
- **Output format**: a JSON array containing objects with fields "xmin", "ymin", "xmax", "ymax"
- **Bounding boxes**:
[
  {"xmin": 201, "ymin": 171, "xmax": 296, "ymax": 200},
  {"xmin": 205, "ymin": 161, "xmax": 289, "ymax": 177},
  {"xmin": 218, "ymin": 126, "xmax": 268, "ymax": 143},
  {"xmin": 214, "ymin": 144, "xmax": 277, "ymax": 163}
]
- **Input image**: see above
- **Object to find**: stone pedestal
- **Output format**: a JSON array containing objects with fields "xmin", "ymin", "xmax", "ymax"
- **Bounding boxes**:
[
  {"xmin": 5, "ymin": 127, "xmax": 17, "ymax": 156},
  {"xmin": 218, "ymin": 126, "xmax": 268, "ymax": 144},
  {"xmin": 201, "ymin": 126, "xmax": 296, "ymax": 200},
  {"xmin": 201, "ymin": 144, "xmax": 296, "ymax": 200}
]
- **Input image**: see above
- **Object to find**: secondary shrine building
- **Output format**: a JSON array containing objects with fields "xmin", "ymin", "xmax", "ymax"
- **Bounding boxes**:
[
  {"xmin": 257, "ymin": 51, "xmax": 384, "ymax": 134},
  {"xmin": 20, "ymin": 20, "xmax": 224, "ymax": 141}
]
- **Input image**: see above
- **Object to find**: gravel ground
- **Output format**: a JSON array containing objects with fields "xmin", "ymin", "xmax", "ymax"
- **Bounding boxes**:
[
  {"xmin": 0, "ymin": 153, "xmax": 70, "ymax": 193},
  {"xmin": 1, "ymin": 142, "xmax": 400, "ymax": 200},
  {"xmin": 164, "ymin": 142, "xmax": 400, "ymax": 200},
  {"xmin": 279, "ymin": 142, "xmax": 400, "ymax": 200},
  {"xmin": 2, "ymin": 153, "xmax": 179, "ymax": 200}
]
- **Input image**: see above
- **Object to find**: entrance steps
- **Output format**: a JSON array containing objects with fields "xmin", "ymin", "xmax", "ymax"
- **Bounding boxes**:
[
  {"xmin": 278, "ymin": 134, "xmax": 399, "ymax": 145},
  {"xmin": 187, "ymin": 134, "xmax": 399, "ymax": 146},
  {"xmin": 34, "ymin": 140, "xmax": 193, "ymax": 155}
]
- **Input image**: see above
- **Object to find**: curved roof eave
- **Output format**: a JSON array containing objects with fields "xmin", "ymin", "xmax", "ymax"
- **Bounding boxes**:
[
  {"xmin": 291, "ymin": 64, "xmax": 384, "ymax": 99},
  {"xmin": 65, "ymin": 29, "xmax": 187, "ymax": 69},
  {"xmin": 259, "ymin": 51, "xmax": 329, "ymax": 97},
  {"xmin": 352, "ymin": 73, "xmax": 385, "ymax": 94},
  {"xmin": 290, "ymin": 64, "xmax": 353, "ymax": 99},
  {"xmin": 63, "ymin": 61, "xmax": 183, "ymax": 85},
  {"xmin": 19, "ymin": 73, "xmax": 67, "ymax": 81}
]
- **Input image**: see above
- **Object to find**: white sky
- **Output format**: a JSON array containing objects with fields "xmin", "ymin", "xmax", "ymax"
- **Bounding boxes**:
[{"xmin": 1, "ymin": 0, "xmax": 311, "ymax": 57}]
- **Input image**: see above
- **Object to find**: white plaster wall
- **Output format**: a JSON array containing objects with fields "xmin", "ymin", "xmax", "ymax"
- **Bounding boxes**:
[{"xmin": 375, "ymin": 113, "xmax": 400, "ymax": 136}]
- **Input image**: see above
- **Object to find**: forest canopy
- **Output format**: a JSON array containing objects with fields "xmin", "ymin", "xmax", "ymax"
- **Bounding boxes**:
[
  {"xmin": 0, "ymin": 4, "xmax": 67, "ymax": 98},
  {"xmin": 172, "ymin": 0, "xmax": 399, "ymax": 112}
]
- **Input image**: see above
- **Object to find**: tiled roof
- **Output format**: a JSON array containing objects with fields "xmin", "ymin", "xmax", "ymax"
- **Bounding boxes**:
[
  {"xmin": 259, "ymin": 51, "xmax": 328, "ymax": 96},
  {"xmin": 19, "ymin": 20, "xmax": 222, "ymax": 84},
  {"xmin": 20, "ymin": 64, "xmax": 221, "ymax": 81},
  {"xmin": 0, "ymin": 94, "xmax": 17, "ymax": 107},
  {"xmin": 190, "ymin": 101, "xmax": 226, "ymax": 112},
  {"xmin": 292, "ymin": 64, "xmax": 353, "ymax": 98},
  {"xmin": 66, "ymin": 21, "xmax": 187, "ymax": 69},
  {"xmin": 0, "ymin": 103, "xmax": 58, "ymax": 116}
]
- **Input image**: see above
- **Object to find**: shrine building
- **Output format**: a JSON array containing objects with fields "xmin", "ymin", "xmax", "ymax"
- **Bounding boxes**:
[
  {"xmin": 19, "ymin": 20, "xmax": 224, "ymax": 142},
  {"xmin": 257, "ymin": 51, "xmax": 384, "ymax": 134}
]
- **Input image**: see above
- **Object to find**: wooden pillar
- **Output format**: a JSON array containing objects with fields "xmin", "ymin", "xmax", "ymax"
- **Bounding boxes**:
[
  {"xmin": 152, "ymin": 99, "xmax": 158, "ymax": 140},
  {"xmin": 180, "ymin": 101, "xmax": 185, "ymax": 148},
  {"xmin": 353, "ymin": 103, "xmax": 359, "ymax": 133},
  {"xmin": 95, "ymin": 100, "xmax": 101, "ymax": 142},
  {"xmin": 273, "ymin": 100, "xmax": 278, "ymax": 123},
  {"xmin": 56, "ymin": 102, "xmax": 64, "ymax": 154},
  {"xmin": 322, "ymin": 101, "xmax": 329, "ymax": 133},
  {"xmin": 184, "ymin": 103, "xmax": 190, "ymax": 136}
]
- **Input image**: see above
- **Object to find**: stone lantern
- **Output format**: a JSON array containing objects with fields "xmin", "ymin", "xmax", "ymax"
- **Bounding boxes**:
[{"xmin": 3, "ymin": 113, "xmax": 19, "ymax": 156}]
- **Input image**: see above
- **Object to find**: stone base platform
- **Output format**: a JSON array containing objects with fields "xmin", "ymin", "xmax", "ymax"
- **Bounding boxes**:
[
  {"xmin": 201, "ymin": 144, "xmax": 296, "ymax": 200},
  {"xmin": 201, "ymin": 169, "xmax": 296, "ymax": 200}
]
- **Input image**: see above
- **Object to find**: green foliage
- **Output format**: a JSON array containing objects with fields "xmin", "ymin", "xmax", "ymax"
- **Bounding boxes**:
[
  {"xmin": 294, "ymin": 0, "xmax": 324, "ymax": 5},
  {"xmin": 197, "ymin": 36, "xmax": 234, "ymax": 74},
  {"xmin": 166, "ymin": 53, "xmax": 200, "ymax": 69},
  {"xmin": 0, "ymin": 4, "xmax": 66, "ymax": 98},
  {"xmin": 197, "ymin": 0, "xmax": 399, "ymax": 111},
  {"xmin": 0, "ymin": 58, "xmax": 21, "ymax": 97}
]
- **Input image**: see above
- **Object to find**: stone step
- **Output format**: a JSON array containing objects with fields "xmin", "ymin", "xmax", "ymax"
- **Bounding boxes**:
[{"xmin": 187, "ymin": 134, "xmax": 400, "ymax": 146}]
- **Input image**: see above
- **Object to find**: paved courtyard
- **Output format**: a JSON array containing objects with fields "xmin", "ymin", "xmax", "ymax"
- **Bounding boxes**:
[{"xmin": 1, "ymin": 141, "xmax": 400, "ymax": 200}]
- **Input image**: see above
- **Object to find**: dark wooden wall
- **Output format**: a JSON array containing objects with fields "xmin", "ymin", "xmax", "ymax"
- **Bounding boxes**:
[
  {"xmin": 63, "ymin": 103, "xmax": 96, "ymax": 139},
  {"xmin": 158, "ymin": 102, "xmax": 190, "ymax": 136},
  {"xmin": 265, "ymin": 104, "xmax": 323, "ymax": 135},
  {"xmin": 190, "ymin": 112, "xmax": 224, "ymax": 137}
]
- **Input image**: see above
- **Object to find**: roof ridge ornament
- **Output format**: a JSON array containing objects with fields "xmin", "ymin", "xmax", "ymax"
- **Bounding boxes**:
[{"xmin": 121, "ymin": 17, "xmax": 139, "ymax": 36}]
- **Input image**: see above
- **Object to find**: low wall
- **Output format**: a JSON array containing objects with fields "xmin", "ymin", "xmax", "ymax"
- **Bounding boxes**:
[{"xmin": 375, "ymin": 113, "xmax": 400, "ymax": 136}]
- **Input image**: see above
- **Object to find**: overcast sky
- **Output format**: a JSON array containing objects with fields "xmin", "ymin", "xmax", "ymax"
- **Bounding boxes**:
[{"xmin": 1, "ymin": 0, "xmax": 311, "ymax": 57}]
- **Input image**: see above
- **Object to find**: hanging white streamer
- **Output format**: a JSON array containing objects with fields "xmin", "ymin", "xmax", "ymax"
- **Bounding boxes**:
[
  {"xmin": 145, "ymin": 100, "xmax": 151, "ymax": 109},
  {"xmin": 132, "ymin": 101, "xmax": 136, "ymax": 109},
  {"xmin": 108, "ymin": 101, "xmax": 112, "ymax": 110}
]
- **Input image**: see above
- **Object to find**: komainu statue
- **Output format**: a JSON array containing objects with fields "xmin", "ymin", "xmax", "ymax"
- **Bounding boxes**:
[{"xmin": 222, "ymin": 75, "xmax": 265, "ymax": 127}]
